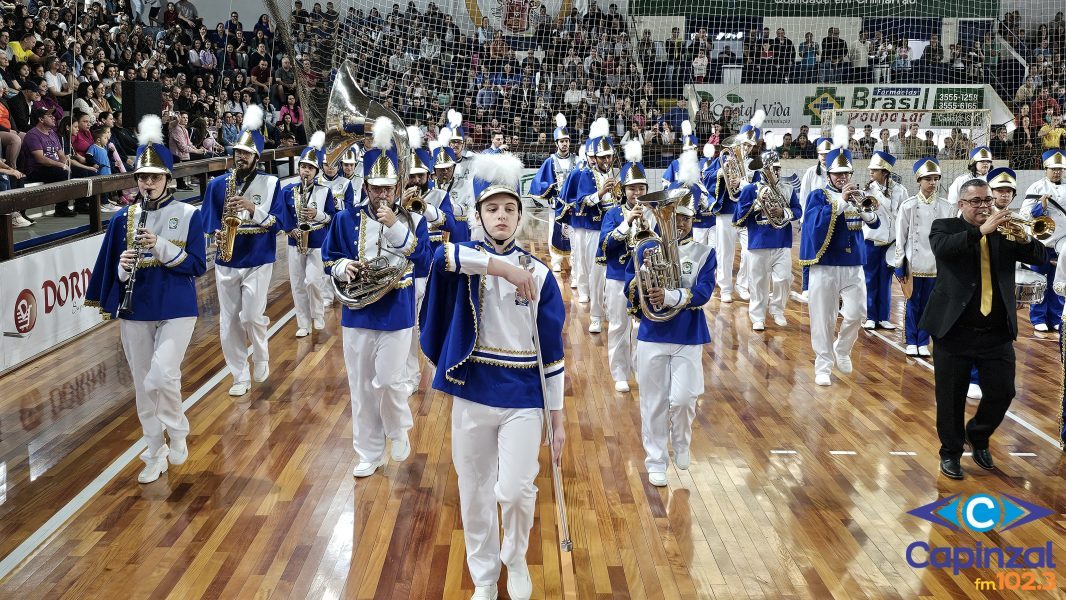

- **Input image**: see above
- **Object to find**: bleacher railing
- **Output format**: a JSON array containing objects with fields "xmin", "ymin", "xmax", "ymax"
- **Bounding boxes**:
[{"xmin": 0, "ymin": 146, "xmax": 306, "ymax": 262}]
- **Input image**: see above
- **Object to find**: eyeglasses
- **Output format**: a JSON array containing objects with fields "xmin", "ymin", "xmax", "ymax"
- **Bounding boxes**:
[{"xmin": 964, "ymin": 197, "xmax": 994, "ymax": 207}]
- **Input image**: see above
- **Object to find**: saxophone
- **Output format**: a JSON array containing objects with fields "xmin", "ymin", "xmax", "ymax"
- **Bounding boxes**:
[
  {"xmin": 218, "ymin": 168, "xmax": 242, "ymax": 262},
  {"xmin": 296, "ymin": 176, "xmax": 312, "ymax": 255}
]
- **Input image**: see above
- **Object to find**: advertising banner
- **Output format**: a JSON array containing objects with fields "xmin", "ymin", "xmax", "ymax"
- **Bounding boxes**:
[
  {"xmin": 0, "ymin": 236, "xmax": 105, "ymax": 371},
  {"xmin": 693, "ymin": 83, "xmax": 1009, "ymax": 129}
]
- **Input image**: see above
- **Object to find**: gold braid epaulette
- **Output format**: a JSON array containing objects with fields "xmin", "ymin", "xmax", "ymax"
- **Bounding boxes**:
[{"xmin": 798, "ymin": 194, "xmax": 839, "ymax": 267}]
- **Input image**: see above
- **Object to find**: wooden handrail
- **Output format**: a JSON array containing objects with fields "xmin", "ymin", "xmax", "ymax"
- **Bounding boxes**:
[{"xmin": 0, "ymin": 145, "xmax": 305, "ymax": 261}]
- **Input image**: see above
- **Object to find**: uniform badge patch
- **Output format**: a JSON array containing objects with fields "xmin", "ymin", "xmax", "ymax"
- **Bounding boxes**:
[
  {"xmin": 169, "ymin": 218, "xmax": 179, "ymax": 229},
  {"xmin": 682, "ymin": 260, "xmax": 693, "ymax": 275},
  {"xmin": 253, "ymin": 194, "xmax": 263, "ymax": 205}
]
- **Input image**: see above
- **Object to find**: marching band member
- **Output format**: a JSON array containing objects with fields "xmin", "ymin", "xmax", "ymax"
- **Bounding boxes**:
[
  {"xmin": 323, "ymin": 117, "xmax": 431, "ymax": 477},
  {"xmin": 278, "ymin": 131, "xmax": 335, "ymax": 338},
  {"xmin": 85, "ymin": 115, "xmax": 206, "ymax": 483},
  {"xmin": 562, "ymin": 117, "xmax": 615, "ymax": 332},
  {"xmin": 401, "ymin": 127, "xmax": 445, "ymax": 395},
  {"xmin": 692, "ymin": 143, "xmax": 718, "ymax": 247},
  {"xmin": 947, "ymin": 146, "xmax": 994, "ymax": 204},
  {"xmin": 321, "ymin": 145, "xmax": 356, "ymax": 212},
  {"xmin": 795, "ymin": 136, "xmax": 833, "ymax": 304},
  {"xmin": 447, "ymin": 111, "xmax": 480, "ymax": 242},
  {"xmin": 425, "ymin": 129, "xmax": 461, "ymax": 249},
  {"xmin": 892, "ymin": 157, "xmax": 954, "ymax": 357},
  {"xmin": 663, "ymin": 123, "xmax": 716, "ymax": 247},
  {"xmin": 419, "ymin": 153, "xmax": 565, "ymax": 600},
  {"xmin": 625, "ymin": 184, "xmax": 717, "ymax": 487},
  {"xmin": 529, "ymin": 114, "xmax": 576, "ymax": 273},
  {"xmin": 734, "ymin": 147, "xmax": 802, "ymax": 330},
  {"xmin": 322, "ymin": 146, "xmax": 360, "ymax": 308},
  {"xmin": 799, "ymin": 128, "xmax": 882, "ymax": 387},
  {"xmin": 920, "ymin": 179, "xmax": 1046, "ymax": 479},
  {"xmin": 342, "ymin": 144, "xmax": 364, "ymax": 199},
  {"xmin": 968, "ymin": 167, "xmax": 1021, "ymax": 401},
  {"xmin": 1020, "ymin": 149, "xmax": 1066, "ymax": 333},
  {"xmin": 714, "ymin": 111, "xmax": 763, "ymax": 302},
  {"xmin": 861, "ymin": 151, "xmax": 906, "ymax": 330},
  {"xmin": 200, "ymin": 105, "xmax": 283, "ymax": 397},
  {"xmin": 598, "ymin": 140, "xmax": 650, "ymax": 393}
]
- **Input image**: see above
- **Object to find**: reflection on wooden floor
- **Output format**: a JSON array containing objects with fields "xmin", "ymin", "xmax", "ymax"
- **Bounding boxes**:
[{"xmin": 1, "ymin": 223, "xmax": 1064, "ymax": 599}]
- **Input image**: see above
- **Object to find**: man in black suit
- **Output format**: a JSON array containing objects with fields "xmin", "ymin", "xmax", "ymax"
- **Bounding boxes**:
[{"xmin": 920, "ymin": 179, "xmax": 1047, "ymax": 479}]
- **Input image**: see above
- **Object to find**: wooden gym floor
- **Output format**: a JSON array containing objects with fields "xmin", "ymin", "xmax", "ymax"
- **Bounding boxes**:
[{"xmin": 0, "ymin": 221, "xmax": 1064, "ymax": 599}]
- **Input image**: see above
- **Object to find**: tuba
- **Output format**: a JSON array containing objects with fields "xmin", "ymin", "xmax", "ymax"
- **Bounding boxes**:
[
  {"xmin": 218, "ymin": 168, "xmax": 242, "ymax": 262},
  {"xmin": 325, "ymin": 61, "xmax": 414, "ymax": 308},
  {"xmin": 750, "ymin": 151, "xmax": 791, "ymax": 229},
  {"xmin": 323, "ymin": 60, "xmax": 410, "ymax": 181},
  {"xmin": 633, "ymin": 188, "xmax": 688, "ymax": 322}
]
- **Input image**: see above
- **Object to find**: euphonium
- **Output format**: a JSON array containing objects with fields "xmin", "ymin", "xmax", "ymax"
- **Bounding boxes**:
[
  {"xmin": 750, "ymin": 152, "xmax": 791, "ymax": 229},
  {"xmin": 218, "ymin": 168, "xmax": 242, "ymax": 262},
  {"xmin": 715, "ymin": 142, "xmax": 748, "ymax": 198},
  {"xmin": 296, "ymin": 177, "xmax": 312, "ymax": 255},
  {"xmin": 633, "ymin": 188, "xmax": 687, "ymax": 322},
  {"xmin": 984, "ymin": 206, "xmax": 1056, "ymax": 243},
  {"xmin": 331, "ymin": 198, "xmax": 414, "ymax": 309}
]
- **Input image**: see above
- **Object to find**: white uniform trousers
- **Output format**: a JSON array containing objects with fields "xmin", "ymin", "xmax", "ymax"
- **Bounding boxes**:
[
  {"xmin": 605, "ymin": 278, "xmax": 635, "ymax": 383},
  {"xmin": 717, "ymin": 224, "xmax": 750, "ymax": 295},
  {"xmin": 287, "ymin": 247, "xmax": 324, "ymax": 331},
  {"xmin": 808, "ymin": 265, "xmax": 867, "ymax": 376},
  {"xmin": 748, "ymin": 247, "xmax": 792, "ymax": 324},
  {"xmin": 693, "ymin": 225, "xmax": 715, "ymax": 248},
  {"xmin": 215, "ymin": 263, "xmax": 273, "ymax": 385},
  {"xmin": 342, "ymin": 326, "xmax": 414, "ymax": 463},
  {"xmin": 570, "ymin": 227, "xmax": 591, "ymax": 298},
  {"xmin": 451, "ymin": 396, "xmax": 542, "ymax": 586},
  {"xmin": 120, "ymin": 317, "xmax": 197, "ymax": 455},
  {"xmin": 404, "ymin": 277, "xmax": 428, "ymax": 389},
  {"xmin": 635, "ymin": 341, "xmax": 703, "ymax": 473}
]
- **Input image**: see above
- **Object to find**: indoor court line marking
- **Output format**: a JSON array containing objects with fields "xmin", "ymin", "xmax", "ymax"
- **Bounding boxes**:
[
  {"xmin": 0, "ymin": 308, "xmax": 297, "ymax": 582},
  {"xmin": 1009, "ymin": 452, "xmax": 1038, "ymax": 457},
  {"xmin": 866, "ymin": 329, "xmax": 1063, "ymax": 450},
  {"xmin": 829, "ymin": 450, "xmax": 857, "ymax": 455},
  {"xmin": 889, "ymin": 451, "xmax": 918, "ymax": 456},
  {"xmin": 770, "ymin": 450, "xmax": 798, "ymax": 455}
]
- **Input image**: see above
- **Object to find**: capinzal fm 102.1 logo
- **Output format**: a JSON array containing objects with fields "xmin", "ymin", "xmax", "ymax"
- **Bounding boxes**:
[{"xmin": 905, "ymin": 493, "xmax": 1056, "ymax": 575}]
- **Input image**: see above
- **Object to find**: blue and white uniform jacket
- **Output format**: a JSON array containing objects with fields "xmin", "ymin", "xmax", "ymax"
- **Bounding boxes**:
[
  {"xmin": 419, "ymin": 241, "xmax": 566, "ymax": 410},
  {"xmin": 322, "ymin": 204, "xmax": 431, "ymax": 330},
  {"xmin": 561, "ymin": 165, "xmax": 614, "ymax": 231},
  {"xmin": 624, "ymin": 237, "xmax": 717, "ymax": 344},
  {"xmin": 799, "ymin": 187, "xmax": 881, "ymax": 267},
  {"xmin": 321, "ymin": 172, "xmax": 356, "ymax": 212},
  {"xmin": 734, "ymin": 174, "xmax": 803, "ymax": 249},
  {"xmin": 863, "ymin": 179, "xmax": 907, "ymax": 246},
  {"xmin": 200, "ymin": 170, "xmax": 283, "ymax": 268},
  {"xmin": 86, "ymin": 194, "xmax": 207, "ymax": 321},
  {"xmin": 277, "ymin": 181, "xmax": 336, "ymax": 250}
]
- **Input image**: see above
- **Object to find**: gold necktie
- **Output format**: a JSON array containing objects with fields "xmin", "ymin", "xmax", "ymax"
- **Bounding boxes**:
[{"xmin": 980, "ymin": 235, "xmax": 992, "ymax": 316}]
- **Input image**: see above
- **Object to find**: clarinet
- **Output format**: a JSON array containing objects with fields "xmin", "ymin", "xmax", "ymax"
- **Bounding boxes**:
[{"xmin": 119, "ymin": 201, "xmax": 150, "ymax": 315}]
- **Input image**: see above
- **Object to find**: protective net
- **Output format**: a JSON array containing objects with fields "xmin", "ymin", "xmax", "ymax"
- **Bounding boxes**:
[{"xmin": 260, "ymin": 0, "xmax": 1057, "ymax": 184}]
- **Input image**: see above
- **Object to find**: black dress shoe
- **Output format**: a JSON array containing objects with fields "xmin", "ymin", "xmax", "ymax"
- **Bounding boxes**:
[
  {"xmin": 940, "ymin": 457, "xmax": 964, "ymax": 479},
  {"xmin": 54, "ymin": 207, "xmax": 78, "ymax": 217},
  {"xmin": 972, "ymin": 447, "xmax": 995, "ymax": 470}
]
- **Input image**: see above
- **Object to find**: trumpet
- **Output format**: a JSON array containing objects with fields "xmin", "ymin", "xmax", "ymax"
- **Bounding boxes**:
[
  {"xmin": 625, "ymin": 205, "xmax": 655, "ymax": 247},
  {"xmin": 402, "ymin": 186, "xmax": 426, "ymax": 214},
  {"xmin": 981, "ymin": 207, "xmax": 1056, "ymax": 242},
  {"xmin": 844, "ymin": 186, "xmax": 879, "ymax": 213}
]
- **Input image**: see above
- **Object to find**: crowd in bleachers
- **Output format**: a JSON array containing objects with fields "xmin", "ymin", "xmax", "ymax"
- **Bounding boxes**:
[{"xmin": 2, "ymin": 0, "xmax": 1066, "ymax": 229}]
